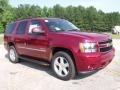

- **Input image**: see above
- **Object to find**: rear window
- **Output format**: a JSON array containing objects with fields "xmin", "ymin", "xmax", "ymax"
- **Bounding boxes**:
[{"xmin": 5, "ymin": 22, "xmax": 16, "ymax": 34}]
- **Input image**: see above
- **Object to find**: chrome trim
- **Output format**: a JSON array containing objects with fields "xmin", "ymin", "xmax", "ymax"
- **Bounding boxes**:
[
  {"xmin": 18, "ymin": 46, "xmax": 46, "ymax": 52},
  {"xmin": 98, "ymin": 39, "xmax": 113, "ymax": 53},
  {"xmin": 98, "ymin": 39, "xmax": 112, "ymax": 44}
]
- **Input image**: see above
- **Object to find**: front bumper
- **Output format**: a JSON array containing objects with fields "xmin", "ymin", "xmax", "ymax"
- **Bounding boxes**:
[{"xmin": 75, "ymin": 48, "xmax": 115, "ymax": 73}]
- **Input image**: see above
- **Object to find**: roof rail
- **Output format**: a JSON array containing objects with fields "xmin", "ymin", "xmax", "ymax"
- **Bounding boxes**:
[{"xmin": 17, "ymin": 16, "xmax": 39, "ymax": 20}]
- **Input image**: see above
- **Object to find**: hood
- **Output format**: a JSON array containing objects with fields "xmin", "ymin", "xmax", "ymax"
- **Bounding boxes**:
[{"xmin": 57, "ymin": 31, "xmax": 111, "ymax": 42}]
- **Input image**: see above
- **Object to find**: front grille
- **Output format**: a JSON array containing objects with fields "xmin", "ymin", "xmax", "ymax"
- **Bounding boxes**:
[
  {"xmin": 98, "ymin": 39, "xmax": 112, "ymax": 44},
  {"xmin": 99, "ymin": 39, "xmax": 113, "ymax": 52},
  {"xmin": 100, "ymin": 46, "xmax": 112, "ymax": 52}
]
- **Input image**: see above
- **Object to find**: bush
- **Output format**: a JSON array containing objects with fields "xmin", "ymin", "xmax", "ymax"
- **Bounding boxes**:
[{"xmin": 0, "ymin": 23, "xmax": 4, "ymax": 33}]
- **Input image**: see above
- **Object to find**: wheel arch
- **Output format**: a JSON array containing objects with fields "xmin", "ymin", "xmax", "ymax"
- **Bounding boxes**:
[
  {"xmin": 8, "ymin": 42, "xmax": 15, "ymax": 47},
  {"xmin": 7, "ymin": 42, "xmax": 19, "ymax": 54},
  {"xmin": 51, "ymin": 47, "xmax": 77, "ymax": 72}
]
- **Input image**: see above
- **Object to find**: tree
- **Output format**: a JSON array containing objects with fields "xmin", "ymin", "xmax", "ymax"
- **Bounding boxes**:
[
  {"xmin": 0, "ymin": 0, "xmax": 13, "ymax": 32},
  {"xmin": 1, "ymin": 1, "xmax": 120, "ymax": 33},
  {"xmin": 53, "ymin": 4, "xmax": 65, "ymax": 18}
]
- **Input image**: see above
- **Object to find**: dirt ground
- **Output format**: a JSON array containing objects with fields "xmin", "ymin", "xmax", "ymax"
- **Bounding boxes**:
[{"xmin": 0, "ymin": 39, "xmax": 120, "ymax": 90}]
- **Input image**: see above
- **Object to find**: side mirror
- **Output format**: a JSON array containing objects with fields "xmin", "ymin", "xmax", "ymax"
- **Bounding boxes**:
[{"xmin": 32, "ymin": 27, "xmax": 45, "ymax": 35}]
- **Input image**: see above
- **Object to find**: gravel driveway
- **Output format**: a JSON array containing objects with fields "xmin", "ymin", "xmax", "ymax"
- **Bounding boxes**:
[{"xmin": 0, "ymin": 39, "xmax": 120, "ymax": 90}]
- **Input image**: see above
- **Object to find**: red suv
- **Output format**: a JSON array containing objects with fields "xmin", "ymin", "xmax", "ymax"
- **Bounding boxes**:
[{"xmin": 4, "ymin": 18, "xmax": 115, "ymax": 80}]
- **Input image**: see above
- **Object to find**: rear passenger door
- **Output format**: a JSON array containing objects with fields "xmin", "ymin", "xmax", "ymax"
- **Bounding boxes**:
[{"xmin": 14, "ymin": 20, "xmax": 28, "ymax": 55}]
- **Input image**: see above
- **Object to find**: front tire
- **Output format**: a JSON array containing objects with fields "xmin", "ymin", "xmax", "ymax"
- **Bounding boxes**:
[
  {"xmin": 8, "ymin": 46, "xmax": 19, "ymax": 63},
  {"xmin": 51, "ymin": 51, "xmax": 76, "ymax": 80}
]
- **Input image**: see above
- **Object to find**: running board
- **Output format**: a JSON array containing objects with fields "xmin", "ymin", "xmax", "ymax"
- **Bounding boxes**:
[{"xmin": 19, "ymin": 56, "xmax": 50, "ymax": 66}]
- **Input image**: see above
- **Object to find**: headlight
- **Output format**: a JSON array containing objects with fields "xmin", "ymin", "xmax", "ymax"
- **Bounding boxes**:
[{"xmin": 80, "ymin": 42, "xmax": 97, "ymax": 53}]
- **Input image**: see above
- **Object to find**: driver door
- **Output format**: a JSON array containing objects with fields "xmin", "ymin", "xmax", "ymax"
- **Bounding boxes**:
[{"xmin": 25, "ymin": 19, "xmax": 49, "ymax": 60}]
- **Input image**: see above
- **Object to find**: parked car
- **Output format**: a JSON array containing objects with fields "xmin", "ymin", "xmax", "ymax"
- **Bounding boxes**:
[{"xmin": 4, "ymin": 18, "xmax": 115, "ymax": 80}]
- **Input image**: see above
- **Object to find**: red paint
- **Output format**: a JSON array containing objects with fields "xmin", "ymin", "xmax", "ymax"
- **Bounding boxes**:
[{"xmin": 4, "ymin": 18, "xmax": 115, "ymax": 73}]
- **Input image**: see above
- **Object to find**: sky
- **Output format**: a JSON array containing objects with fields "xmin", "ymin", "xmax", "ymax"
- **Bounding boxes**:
[{"xmin": 9, "ymin": 0, "xmax": 120, "ymax": 13}]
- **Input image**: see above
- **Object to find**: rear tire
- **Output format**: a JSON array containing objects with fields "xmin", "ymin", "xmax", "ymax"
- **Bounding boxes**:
[
  {"xmin": 8, "ymin": 46, "xmax": 19, "ymax": 63},
  {"xmin": 51, "ymin": 51, "xmax": 76, "ymax": 80}
]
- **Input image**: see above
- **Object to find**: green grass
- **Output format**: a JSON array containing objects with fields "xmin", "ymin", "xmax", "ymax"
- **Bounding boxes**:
[
  {"xmin": 0, "ymin": 34, "xmax": 3, "ymax": 44},
  {"xmin": 105, "ymin": 33, "xmax": 120, "ymax": 39},
  {"xmin": 112, "ymin": 34, "xmax": 120, "ymax": 39}
]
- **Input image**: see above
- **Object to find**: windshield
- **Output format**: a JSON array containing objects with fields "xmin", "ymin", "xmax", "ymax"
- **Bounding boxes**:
[{"xmin": 44, "ymin": 19, "xmax": 80, "ymax": 32}]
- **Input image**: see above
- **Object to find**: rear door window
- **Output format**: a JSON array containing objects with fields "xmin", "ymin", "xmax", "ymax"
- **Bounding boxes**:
[{"xmin": 16, "ymin": 21, "xmax": 28, "ymax": 35}]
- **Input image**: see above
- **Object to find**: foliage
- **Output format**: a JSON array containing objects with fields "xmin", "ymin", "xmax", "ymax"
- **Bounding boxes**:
[
  {"xmin": 0, "ymin": 0, "xmax": 13, "ymax": 33},
  {"xmin": 0, "ymin": 0, "xmax": 120, "ymax": 33},
  {"xmin": 0, "ymin": 34, "xmax": 3, "ymax": 44},
  {"xmin": 0, "ymin": 23, "xmax": 4, "ymax": 33}
]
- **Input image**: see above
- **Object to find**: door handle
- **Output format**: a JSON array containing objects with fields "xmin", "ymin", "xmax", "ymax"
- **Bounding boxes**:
[
  {"xmin": 15, "ymin": 39, "xmax": 20, "ymax": 42},
  {"xmin": 24, "ymin": 42, "xmax": 27, "ymax": 46}
]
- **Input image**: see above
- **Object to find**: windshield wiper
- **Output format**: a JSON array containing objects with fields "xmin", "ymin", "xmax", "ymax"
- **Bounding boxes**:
[
  {"xmin": 50, "ymin": 29, "xmax": 65, "ymax": 32},
  {"xmin": 67, "ymin": 29, "xmax": 80, "ymax": 31}
]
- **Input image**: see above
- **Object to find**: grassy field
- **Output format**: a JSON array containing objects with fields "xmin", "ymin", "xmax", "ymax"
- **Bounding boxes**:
[
  {"xmin": 105, "ymin": 33, "xmax": 120, "ymax": 39},
  {"xmin": 0, "ymin": 34, "xmax": 3, "ymax": 44},
  {"xmin": 112, "ymin": 34, "xmax": 120, "ymax": 39}
]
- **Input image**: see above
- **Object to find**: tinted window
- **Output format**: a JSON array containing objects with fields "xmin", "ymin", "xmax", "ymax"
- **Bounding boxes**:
[
  {"xmin": 44, "ymin": 19, "xmax": 79, "ymax": 32},
  {"xmin": 28, "ymin": 20, "xmax": 42, "ymax": 33},
  {"xmin": 16, "ymin": 21, "xmax": 28, "ymax": 34},
  {"xmin": 5, "ymin": 22, "xmax": 16, "ymax": 34}
]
